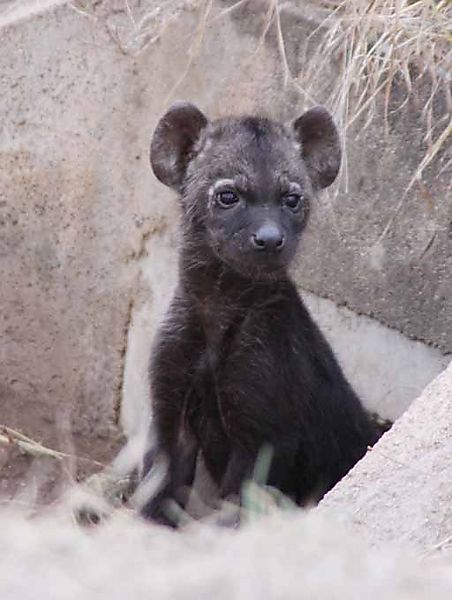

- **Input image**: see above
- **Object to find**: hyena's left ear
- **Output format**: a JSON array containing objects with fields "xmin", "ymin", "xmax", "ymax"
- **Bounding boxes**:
[
  {"xmin": 292, "ymin": 107, "xmax": 341, "ymax": 190},
  {"xmin": 150, "ymin": 101, "xmax": 208, "ymax": 191}
]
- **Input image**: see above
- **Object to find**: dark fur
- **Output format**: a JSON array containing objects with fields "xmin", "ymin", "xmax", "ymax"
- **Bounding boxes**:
[{"xmin": 141, "ymin": 103, "xmax": 379, "ymax": 525}]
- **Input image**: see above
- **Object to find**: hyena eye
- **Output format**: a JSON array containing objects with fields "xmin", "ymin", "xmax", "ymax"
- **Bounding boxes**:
[
  {"xmin": 215, "ymin": 190, "xmax": 240, "ymax": 208},
  {"xmin": 282, "ymin": 193, "xmax": 302, "ymax": 211}
]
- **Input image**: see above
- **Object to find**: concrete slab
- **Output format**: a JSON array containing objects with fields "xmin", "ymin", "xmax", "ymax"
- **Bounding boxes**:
[{"xmin": 320, "ymin": 360, "xmax": 452, "ymax": 551}]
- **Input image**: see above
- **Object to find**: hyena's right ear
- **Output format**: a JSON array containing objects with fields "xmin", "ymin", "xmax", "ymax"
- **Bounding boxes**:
[{"xmin": 150, "ymin": 102, "xmax": 208, "ymax": 191}]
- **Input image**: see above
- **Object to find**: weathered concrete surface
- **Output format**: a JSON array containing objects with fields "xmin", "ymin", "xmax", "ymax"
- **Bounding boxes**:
[
  {"xmin": 1, "ymin": 1, "xmax": 139, "ymax": 471},
  {"xmin": 320, "ymin": 360, "xmax": 452, "ymax": 551},
  {"xmin": 0, "ymin": 0, "xmax": 450, "ymax": 489},
  {"xmin": 296, "ymin": 111, "xmax": 452, "ymax": 353}
]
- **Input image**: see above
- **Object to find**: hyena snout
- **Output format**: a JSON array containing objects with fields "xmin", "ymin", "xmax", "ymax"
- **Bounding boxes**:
[{"xmin": 251, "ymin": 222, "xmax": 285, "ymax": 252}]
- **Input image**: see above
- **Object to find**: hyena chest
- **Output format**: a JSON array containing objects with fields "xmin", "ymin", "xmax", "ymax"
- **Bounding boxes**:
[{"xmin": 183, "ymin": 338, "xmax": 237, "ymax": 481}]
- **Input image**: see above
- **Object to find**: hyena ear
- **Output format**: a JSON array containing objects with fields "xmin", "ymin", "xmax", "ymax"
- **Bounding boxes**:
[
  {"xmin": 150, "ymin": 102, "xmax": 208, "ymax": 190},
  {"xmin": 292, "ymin": 107, "xmax": 341, "ymax": 190}
]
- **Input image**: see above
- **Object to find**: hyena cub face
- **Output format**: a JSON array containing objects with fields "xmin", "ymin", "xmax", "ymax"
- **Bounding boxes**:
[
  {"xmin": 150, "ymin": 102, "xmax": 341, "ymax": 279},
  {"xmin": 187, "ymin": 119, "xmax": 311, "ymax": 279}
]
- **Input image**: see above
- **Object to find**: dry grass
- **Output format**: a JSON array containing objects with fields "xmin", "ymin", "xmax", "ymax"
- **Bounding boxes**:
[
  {"xmin": 154, "ymin": 0, "xmax": 450, "ymax": 188},
  {"xmin": 0, "ymin": 424, "xmax": 105, "ymax": 468},
  {"xmin": 219, "ymin": 0, "xmax": 451, "ymax": 196},
  {"xmin": 70, "ymin": 0, "xmax": 204, "ymax": 55},
  {"xmin": 179, "ymin": 0, "xmax": 450, "ymax": 236},
  {"xmin": 3, "ymin": 0, "xmax": 449, "ymax": 226},
  {"xmin": 299, "ymin": 0, "xmax": 451, "ymax": 189},
  {"xmin": 303, "ymin": 0, "xmax": 451, "ymax": 121},
  {"xmin": 69, "ymin": 0, "xmax": 451, "ymax": 171}
]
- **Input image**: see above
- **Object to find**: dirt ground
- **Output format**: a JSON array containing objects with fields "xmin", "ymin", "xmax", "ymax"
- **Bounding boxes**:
[{"xmin": 2, "ymin": 498, "xmax": 452, "ymax": 599}]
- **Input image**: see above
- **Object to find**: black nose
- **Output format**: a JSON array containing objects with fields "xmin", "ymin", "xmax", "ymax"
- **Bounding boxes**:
[{"xmin": 252, "ymin": 223, "xmax": 285, "ymax": 252}]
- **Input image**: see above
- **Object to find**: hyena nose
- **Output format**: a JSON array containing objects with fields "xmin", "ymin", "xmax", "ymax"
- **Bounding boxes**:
[{"xmin": 252, "ymin": 223, "xmax": 285, "ymax": 252}]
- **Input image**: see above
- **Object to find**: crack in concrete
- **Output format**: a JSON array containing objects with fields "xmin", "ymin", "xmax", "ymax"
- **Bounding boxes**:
[{"xmin": 114, "ymin": 294, "xmax": 135, "ymax": 428}]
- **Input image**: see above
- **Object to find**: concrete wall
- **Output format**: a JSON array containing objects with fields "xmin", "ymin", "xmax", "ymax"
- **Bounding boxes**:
[
  {"xmin": 303, "ymin": 292, "xmax": 449, "ymax": 421},
  {"xmin": 0, "ymin": 0, "xmax": 450, "ymax": 485}
]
